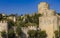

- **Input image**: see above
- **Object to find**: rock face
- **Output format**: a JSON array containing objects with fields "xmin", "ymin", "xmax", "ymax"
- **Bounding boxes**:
[{"xmin": 38, "ymin": 2, "xmax": 58, "ymax": 38}]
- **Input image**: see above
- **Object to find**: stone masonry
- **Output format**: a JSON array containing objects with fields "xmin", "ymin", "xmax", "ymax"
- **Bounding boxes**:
[
  {"xmin": 0, "ymin": 2, "xmax": 60, "ymax": 38},
  {"xmin": 38, "ymin": 2, "xmax": 58, "ymax": 38}
]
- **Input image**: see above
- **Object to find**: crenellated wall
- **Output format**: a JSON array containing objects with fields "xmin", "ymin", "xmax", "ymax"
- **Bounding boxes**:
[
  {"xmin": 0, "ymin": 20, "xmax": 8, "ymax": 38},
  {"xmin": 21, "ymin": 26, "xmax": 37, "ymax": 38}
]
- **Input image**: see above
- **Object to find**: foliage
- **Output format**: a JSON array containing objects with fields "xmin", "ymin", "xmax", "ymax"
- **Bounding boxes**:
[
  {"xmin": 1, "ymin": 31, "xmax": 7, "ymax": 38},
  {"xmin": 32, "ymin": 13, "xmax": 41, "ymax": 25},
  {"xmin": 54, "ymin": 26, "xmax": 60, "ymax": 38},
  {"xmin": 0, "ymin": 14, "xmax": 2, "ymax": 20},
  {"xmin": 16, "ymin": 26, "xmax": 22, "ymax": 35},
  {"xmin": 57, "ymin": 13, "xmax": 60, "ymax": 15},
  {"xmin": 28, "ymin": 30, "xmax": 47, "ymax": 38},
  {"xmin": 28, "ymin": 30, "xmax": 36, "ymax": 38},
  {"xmin": 8, "ymin": 20, "xmax": 15, "ymax": 29},
  {"xmin": 16, "ymin": 13, "xmax": 42, "ymax": 27},
  {"xmin": 18, "ymin": 16, "xmax": 24, "ymax": 21},
  {"xmin": 6, "ymin": 13, "xmax": 42, "ymax": 38},
  {"xmin": 54, "ymin": 31, "xmax": 59, "ymax": 38},
  {"xmin": 8, "ymin": 29, "xmax": 16, "ymax": 38},
  {"xmin": 37, "ymin": 31, "xmax": 47, "ymax": 38}
]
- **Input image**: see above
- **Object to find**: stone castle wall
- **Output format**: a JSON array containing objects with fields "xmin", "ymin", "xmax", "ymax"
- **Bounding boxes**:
[
  {"xmin": 38, "ymin": 2, "xmax": 58, "ymax": 38},
  {"xmin": 0, "ymin": 20, "xmax": 8, "ymax": 38},
  {"xmin": 0, "ymin": 2, "xmax": 60, "ymax": 38},
  {"xmin": 21, "ymin": 26, "xmax": 37, "ymax": 38}
]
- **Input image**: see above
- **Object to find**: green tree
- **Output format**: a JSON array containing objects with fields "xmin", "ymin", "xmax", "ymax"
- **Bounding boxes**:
[
  {"xmin": 37, "ymin": 30, "xmax": 47, "ymax": 38},
  {"xmin": 32, "ymin": 13, "xmax": 41, "ymax": 25},
  {"xmin": 16, "ymin": 26, "xmax": 22, "ymax": 35},
  {"xmin": 8, "ymin": 29, "xmax": 16, "ymax": 38},
  {"xmin": 24, "ymin": 14, "xmax": 32, "ymax": 23},
  {"xmin": 28, "ymin": 30, "xmax": 36, "ymax": 38},
  {"xmin": 0, "ymin": 14, "xmax": 3, "ymax": 20},
  {"xmin": 54, "ymin": 26, "xmax": 60, "ymax": 38},
  {"xmin": 8, "ymin": 20, "xmax": 15, "ymax": 29},
  {"xmin": 1, "ymin": 31, "xmax": 7, "ymax": 38},
  {"xmin": 54, "ymin": 31, "xmax": 59, "ymax": 38},
  {"xmin": 28, "ymin": 30, "xmax": 47, "ymax": 38},
  {"xmin": 15, "ymin": 26, "xmax": 22, "ymax": 38}
]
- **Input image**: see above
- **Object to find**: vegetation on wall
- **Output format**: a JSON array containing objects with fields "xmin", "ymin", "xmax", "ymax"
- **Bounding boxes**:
[
  {"xmin": 28, "ymin": 30, "xmax": 47, "ymax": 38},
  {"xmin": 54, "ymin": 26, "xmax": 60, "ymax": 38},
  {"xmin": 1, "ymin": 31, "xmax": 7, "ymax": 38},
  {"xmin": 0, "ymin": 13, "xmax": 47, "ymax": 38}
]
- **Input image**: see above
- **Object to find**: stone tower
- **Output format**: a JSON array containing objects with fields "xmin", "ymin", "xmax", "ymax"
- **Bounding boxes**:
[
  {"xmin": 38, "ymin": 2, "xmax": 58, "ymax": 38},
  {"xmin": 0, "ymin": 20, "xmax": 8, "ymax": 38}
]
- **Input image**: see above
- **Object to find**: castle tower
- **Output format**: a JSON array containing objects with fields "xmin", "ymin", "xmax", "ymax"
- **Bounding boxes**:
[
  {"xmin": 38, "ymin": 2, "xmax": 58, "ymax": 38},
  {"xmin": 0, "ymin": 20, "xmax": 8, "ymax": 38}
]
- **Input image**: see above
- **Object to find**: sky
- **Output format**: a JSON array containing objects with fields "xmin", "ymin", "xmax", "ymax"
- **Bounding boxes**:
[{"xmin": 0, "ymin": 0, "xmax": 60, "ymax": 15}]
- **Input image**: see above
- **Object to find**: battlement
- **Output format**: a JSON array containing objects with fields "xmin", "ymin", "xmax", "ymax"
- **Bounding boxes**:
[
  {"xmin": 0, "ymin": 20, "xmax": 7, "ymax": 23},
  {"xmin": 21, "ymin": 26, "xmax": 37, "ymax": 30}
]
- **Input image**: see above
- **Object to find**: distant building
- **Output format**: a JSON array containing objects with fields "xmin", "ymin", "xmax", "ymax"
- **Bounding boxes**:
[{"xmin": 7, "ymin": 14, "xmax": 17, "ymax": 22}]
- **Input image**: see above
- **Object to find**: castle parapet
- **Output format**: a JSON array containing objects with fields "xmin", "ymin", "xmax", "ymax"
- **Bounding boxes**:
[{"xmin": 0, "ymin": 20, "xmax": 7, "ymax": 23}]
